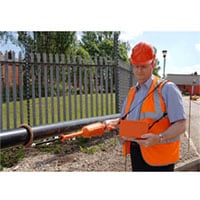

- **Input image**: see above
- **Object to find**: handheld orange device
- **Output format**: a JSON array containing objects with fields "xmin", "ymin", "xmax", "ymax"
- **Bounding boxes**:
[{"xmin": 119, "ymin": 119, "xmax": 149, "ymax": 140}]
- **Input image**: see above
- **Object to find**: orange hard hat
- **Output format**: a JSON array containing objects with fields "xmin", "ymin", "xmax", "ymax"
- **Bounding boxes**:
[{"xmin": 130, "ymin": 42, "xmax": 156, "ymax": 66}]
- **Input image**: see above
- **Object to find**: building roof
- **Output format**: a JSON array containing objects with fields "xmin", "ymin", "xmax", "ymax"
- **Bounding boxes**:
[
  {"xmin": 0, "ymin": 51, "xmax": 4, "ymax": 61},
  {"xmin": 0, "ymin": 51, "xmax": 19, "ymax": 62},
  {"xmin": 166, "ymin": 74, "xmax": 200, "ymax": 85}
]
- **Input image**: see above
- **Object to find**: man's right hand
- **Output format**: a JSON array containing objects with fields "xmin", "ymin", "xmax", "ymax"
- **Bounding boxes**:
[{"xmin": 104, "ymin": 118, "xmax": 120, "ymax": 129}]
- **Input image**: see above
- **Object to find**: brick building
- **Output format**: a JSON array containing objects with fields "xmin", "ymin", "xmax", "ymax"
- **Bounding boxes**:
[
  {"xmin": 0, "ymin": 51, "xmax": 20, "ymax": 88},
  {"xmin": 166, "ymin": 73, "xmax": 200, "ymax": 95}
]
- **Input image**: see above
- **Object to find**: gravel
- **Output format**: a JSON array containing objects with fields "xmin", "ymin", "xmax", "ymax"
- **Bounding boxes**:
[{"xmin": 2, "ymin": 130, "xmax": 199, "ymax": 172}]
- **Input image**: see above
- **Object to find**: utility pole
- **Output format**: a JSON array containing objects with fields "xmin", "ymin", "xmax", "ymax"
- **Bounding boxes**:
[{"xmin": 162, "ymin": 50, "xmax": 167, "ymax": 79}]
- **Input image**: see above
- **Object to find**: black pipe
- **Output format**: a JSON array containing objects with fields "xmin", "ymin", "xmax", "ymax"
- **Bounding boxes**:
[
  {"xmin": 0, "ymin": 114, "xmax": 120, "ymax": 149},
  {"xmin": 0, "ymin": 128, "xmax": 29, "ymax": 148}
]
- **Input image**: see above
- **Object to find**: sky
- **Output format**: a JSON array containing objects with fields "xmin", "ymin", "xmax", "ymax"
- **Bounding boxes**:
[
  {"xmin": 1, "ymin": 0, "xmax": 200, "ymax": 78},
  {"xmin": 0, "ymin": 1, "xmax": 200, "ymax": 198},
  {"xmin": 119, "ymin": 31, "xmax": 200, "ymax": 76},
  {"xmin": 1, "ymin": 31, "xmax": 200, "ymax": 77}
]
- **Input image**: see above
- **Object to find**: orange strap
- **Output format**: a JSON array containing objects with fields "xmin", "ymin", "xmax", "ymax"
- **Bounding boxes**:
[{"xmin": 125, "ymin": 87, "xmax": 136, "ymax": 114}]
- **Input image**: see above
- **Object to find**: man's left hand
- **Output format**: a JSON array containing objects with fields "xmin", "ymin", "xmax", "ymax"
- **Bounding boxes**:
[{"xmin": 134, "ymin": 133, "xmax": 160, "ymax": 147}]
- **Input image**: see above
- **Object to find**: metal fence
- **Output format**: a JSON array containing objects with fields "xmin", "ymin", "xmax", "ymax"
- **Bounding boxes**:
[{"xmin": 0, "ymin": 51, "xmax": 134, "ymax": 132}]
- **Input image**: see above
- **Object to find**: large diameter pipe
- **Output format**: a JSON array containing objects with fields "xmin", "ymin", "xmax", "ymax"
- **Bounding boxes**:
[
  {"xmin": 0, "ymin": 114, "xmax": 120, "ymax": 149},
  {"xmin": 0, "ymin": 128, "xmax": 29, "ymax": 148}
]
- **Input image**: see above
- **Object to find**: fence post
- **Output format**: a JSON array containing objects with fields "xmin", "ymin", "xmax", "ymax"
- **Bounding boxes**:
[
  {"xmin": 0, "ymin": 61, "xmax": 2, "ymax": 131},
  {"xmin": 114, "ymin": 32, "xmax": 120, "ymax": 113},
  {"xmin": 24, "ymin": 32, "xmax": 31, "ymax": 125}
]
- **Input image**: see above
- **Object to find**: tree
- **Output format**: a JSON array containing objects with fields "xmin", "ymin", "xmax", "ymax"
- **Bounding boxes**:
[
  {"xmin": 153, "ymin": 47, "xmax": 161, "ymax": 77},
  {"xmin": 80, "ymin": 31, "xmax": 130, "ymax": 62},
  {"xmin": 153, "ymin": 61, "xmax": 161, "ymax": 77},
  {"xmin": 17, "ymin": 31, "xmax": 77, "ymax": 55},
  {"xmin": 0, "ymin": 31, "xmax": 22, "ymax": 51},
  {"xmin": 0, "ymin": 32, "xmax": 17, "ymax": 45},
  {"xmin": 80, "ymin": 32, "xmax": 100, "ymax": 56}
]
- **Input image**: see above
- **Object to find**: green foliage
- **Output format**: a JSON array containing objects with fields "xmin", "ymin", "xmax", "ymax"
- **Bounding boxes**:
[
  {"xmin": 109, "ymin": 138, "xmax": 117, "ymax": 146},
  {"xmin": 80, "ymin": 31, "xmax": 130, "ymax": 62},
  {"xmin": 80, "ymin": 146, "xmax": 96, "ymax": 154},
  {"xmin": 1, "ymin": 31, "xmax": 160, "ymax": 73},
  {"xmin": 153, "ymin": 57, "xmax": 161, "ymax": 77},
  {"xmin": 36, "ymin": 141, "xmax": 63, "ymax": 154},
  {"xmin": 152, "ymin": 47, "xmax": 161, "ymax": 77},
  {"xmin": 0, "ymin": 147, "xmax": 25, "ymax": 170},
  {"xmin": 75, "ymin": 46, "xmax": 90, "ymax": 59},
  {"xmin": 1, "ymin": 93, "xmax": 116, "ymax": 130},
  {"xmin": 119, "ymin": 41, "xmax": 130, "ymax": 63},
  {"xmin": 98, "ymin": 143, "xmax": 106, "ymax": 151},
  {"xmin": 17, "ymin": 31, "xmax": 77, "ymax": 54},
  {"xmin": 153, "ymin": 65, "xmax": 161, "ymax": 77},
  {"xmin": 75, "ymin": 136, "xmax": 90, "ymax": 145},
  {"xmin": 0, "ymin": 31, "xmax": 19, "ymax": 46}
]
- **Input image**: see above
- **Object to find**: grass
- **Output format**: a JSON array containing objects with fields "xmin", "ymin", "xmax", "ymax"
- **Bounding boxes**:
[
  {"xmin": 0, "ymin": 130, "xmax": 118, "ymax": 170},
  {"xmin": 1, "ymin": 93, "xmax": 116, "ymax": 130},
  {"xmin": 0, "ymin": 146, "xmax": 25, "ymax": 170},
  {"xmin": 0, "ymin": 93, "xmax": 116, "ymax": 170},
  {"xmin": 80, "ymin": 146, "xmax": 97, "ymax": 154}
]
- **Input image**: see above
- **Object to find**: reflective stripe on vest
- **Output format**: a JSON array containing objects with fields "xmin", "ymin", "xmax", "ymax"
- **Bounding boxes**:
[
  {"xmin": 140, "ymin": 77, "xmax": 166, "ymax": 118},
  {"xmin": 125, "ymin": 76, "xmax": 180, "ymax": 166}
]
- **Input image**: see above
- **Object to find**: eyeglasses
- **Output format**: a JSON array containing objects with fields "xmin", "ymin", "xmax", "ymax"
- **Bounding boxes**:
[
  {"xmin": 133, "ymin": 64, "xmax": 151, "ymax": 70},
  {"xmin": 133, "ymin": 61, "xmax": 153, "ymax": 70}
]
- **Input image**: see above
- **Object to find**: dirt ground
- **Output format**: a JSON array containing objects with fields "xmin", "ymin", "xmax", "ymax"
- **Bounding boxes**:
[
  {"xmin": 2, "ymin": 129, "xmax": 198, "ymax": 172},
  {"xmin": 2, "ymin": 96, "xmax": 200, "ymax": 172},
  {"xmin": 2, "ymin": 131, "xmax": 132, "ymax": 172}
]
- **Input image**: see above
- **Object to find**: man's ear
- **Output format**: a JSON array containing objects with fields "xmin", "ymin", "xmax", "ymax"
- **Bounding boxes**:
[{"xmin": 152, "ymin": 60, "xmax": 156, "ymax": 67}]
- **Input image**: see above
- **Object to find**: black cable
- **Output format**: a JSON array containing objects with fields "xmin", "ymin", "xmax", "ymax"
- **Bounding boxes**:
[
  {"xmin": 148, "ymin": 112, "xmax": 168, "ymax": 130},
  {"xmin": 121, "ymin": 79, "xmax": 167, "ymax": 120}
]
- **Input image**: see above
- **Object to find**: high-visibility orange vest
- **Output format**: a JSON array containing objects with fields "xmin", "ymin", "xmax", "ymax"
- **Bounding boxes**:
[{"xmin": 123, "ymin": 76, "xmax": 180, "ymax": 166}]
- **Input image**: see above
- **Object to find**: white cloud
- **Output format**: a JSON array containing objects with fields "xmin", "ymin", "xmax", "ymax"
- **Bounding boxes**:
[
  {"xmin": 195, "ymin": 43, "xmax": 200, "ymax": 51},
  {"xmin": 167, "ymin": 64, "xmax": 200, "ymax": 75},
  {"xmin": 119, "ymin": 31, "xmax": 143, "ymax": 57},
  {"xmin": 119, "ymin": 31, "xmax": 143, "ymax": 42}
]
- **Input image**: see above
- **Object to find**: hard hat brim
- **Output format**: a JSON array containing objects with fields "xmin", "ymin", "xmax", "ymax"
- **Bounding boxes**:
[{"xmin": 131, "ymin": 59, "xmax": 154, "ymax": 66}]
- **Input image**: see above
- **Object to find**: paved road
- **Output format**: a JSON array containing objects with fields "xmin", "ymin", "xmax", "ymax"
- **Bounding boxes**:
[{"xmin": 183, "ymin": 96, "xmax": 200, "ymax": 154}]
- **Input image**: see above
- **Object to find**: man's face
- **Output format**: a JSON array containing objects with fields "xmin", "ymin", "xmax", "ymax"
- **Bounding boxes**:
[{"xmin": 132, "ymin": 62, "xmax": 154, "ymax": 85}]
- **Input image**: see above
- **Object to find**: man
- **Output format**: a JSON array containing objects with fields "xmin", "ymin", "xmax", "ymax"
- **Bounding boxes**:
[{"xmin": 107, "ymin": 42, "xmax": 186, "ymax": 171}]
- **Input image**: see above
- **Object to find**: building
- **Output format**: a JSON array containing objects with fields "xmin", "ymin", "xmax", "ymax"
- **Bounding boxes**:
[
  {"xmin": 166, "ymin": 73, "xmax": 200, "ymax": 95},
  {"xmin": 0, "ymin": 51, "xmax": 20, "ymax": 88}
]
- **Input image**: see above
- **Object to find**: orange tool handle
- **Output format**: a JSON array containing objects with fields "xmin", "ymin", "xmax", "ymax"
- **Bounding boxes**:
[
  {"xmin": 60, "ymin": 131, "xmax": 83, "ymax": 142},
  {"xmin": 60, "ymin": 122, "xmax": 116, "ymax": 143},
  {"xmin": 81, "ymin": 122, "xmax": 106, "ymax": 137}
]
